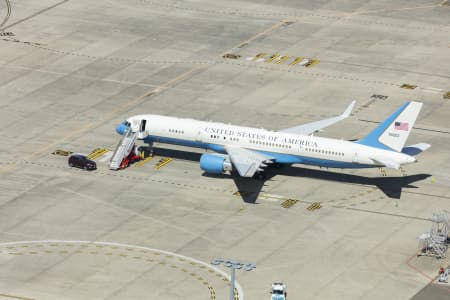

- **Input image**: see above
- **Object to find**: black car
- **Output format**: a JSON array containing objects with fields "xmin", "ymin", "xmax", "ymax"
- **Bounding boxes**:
[{"xmin": 68, "ymin": 154, "xmax": 96, "ymax": 170}]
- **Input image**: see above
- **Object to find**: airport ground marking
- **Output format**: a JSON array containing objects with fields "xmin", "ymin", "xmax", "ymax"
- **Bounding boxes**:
[
  {"xmin": 281, "ymin": 199, "xmax": 299, "ymax": 208},
  {"xmin": 87, "ymin": 148, "xmax": 109, "ymax": 160},
  {"xmin": 0, "ymin": 294, "xmax": 33, "ymax": 300},
  {"xmin": 0, "ymin": 240, "xmax": 240, "ymax": 299},
  {"xmin": 289, "ymin": 57, "xmax": 304, "ymax": 66},
  {"xmin": 155, "ymin": 157, "xmax": 173, "ymax": 169},
  {"xmin": 306, "ymin": 202, "xmax": 321, "ymax": 211},
  {"xmin": 134, "ymin": 156, "xmax": 154, "ymax": 168}
]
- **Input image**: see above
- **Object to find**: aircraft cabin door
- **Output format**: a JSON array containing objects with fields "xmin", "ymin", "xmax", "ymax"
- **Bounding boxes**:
[
  {"xmin": 352, "ymin": 152, "xmax": 359, "ymax": 164},
  {"xmin": 138, "ymin": 119, "xmax": 147, "ymax": 139}
]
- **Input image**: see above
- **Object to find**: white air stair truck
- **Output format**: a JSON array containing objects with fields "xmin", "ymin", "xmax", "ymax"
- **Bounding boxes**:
[{"xmin": 109, "ymin": 127, "xmax": 138, "ymax": 170}]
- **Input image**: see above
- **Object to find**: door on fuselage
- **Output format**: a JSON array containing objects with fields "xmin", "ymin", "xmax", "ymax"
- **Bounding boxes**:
[
  {"xmin": 138, "ymin": 119, "xmax": 147, "ymax": 139},
  {"xmin": 352, "ymin": 152, "xmax": 359, "ymax": 164}
]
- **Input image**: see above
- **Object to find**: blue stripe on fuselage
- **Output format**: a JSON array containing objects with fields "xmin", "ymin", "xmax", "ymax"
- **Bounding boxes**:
[{"xmin": 144, "ymin": 135, "xmax": 373, "ymax": 169}]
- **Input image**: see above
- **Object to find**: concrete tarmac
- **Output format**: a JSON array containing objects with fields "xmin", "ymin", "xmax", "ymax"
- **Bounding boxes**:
[{"xmin": 0, "ymin": 0, "xmax": 449, "ymax": 299}]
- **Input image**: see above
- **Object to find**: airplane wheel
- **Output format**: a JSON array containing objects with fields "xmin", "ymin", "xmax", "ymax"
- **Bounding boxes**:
[{"xmin": 254, "ymin": 172, "xmax": 266, "ymax": 180}]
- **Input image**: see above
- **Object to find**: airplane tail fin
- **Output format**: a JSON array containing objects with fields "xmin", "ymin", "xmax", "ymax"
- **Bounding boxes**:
[{"xmin": 357, "ymin": 101, "xmax": 423, "ymax": 152}]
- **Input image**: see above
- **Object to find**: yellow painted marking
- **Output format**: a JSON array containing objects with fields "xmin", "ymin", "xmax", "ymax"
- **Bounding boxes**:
[
  {"xmin": 155, "ymin": 157, "xmax": 173, "ymax": 170},
  {"xmin": 289, "ymin": 57, "xmax": 304, "ymax": 66},
  {"xmin": 253, "ymin": 53, "xmax": 266, "ymax": 61},
  {"xmin": 265, "ymin": 54, "xmax": 279, "ymax": 63},
  {"xmin": 233, "ymin": 190, "xmax": 252, "ymax": 197},
  {"xmin": 87, "ymin": 148, "xmax": 109, "ymax": 160},
  {"xmin": 275, "ymin": 55, "xmax": 289, "ymax": 64},
  {"xmin": 400, "ymin": 83, "xmax": 417, "ymax": 90},
  {"xmin": 281, "ymin": 198, "xmax": 299, "ymax": 208},
  {"xmin": 134, "ymin": 156, "xmax": 153, "ymax": 167},
  {"xmin": 307, "ymin": 202, "xmax": 322, "ymax": 211},
  {"xmin": 0, "ymin": 294, "xmax": 34, "ymax": 300},
  {"xmin": 305, "ymin": 59, "xmax": 320, "ymax": 68},
  {"xmin": 52, "ymin": 149, "xmax": 73, "ymax": 156}
]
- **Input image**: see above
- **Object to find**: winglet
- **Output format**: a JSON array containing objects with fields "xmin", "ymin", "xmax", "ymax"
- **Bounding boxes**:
[{"xmin": 342, "ymin": 100, "xmax": 356, "ymax": 118}]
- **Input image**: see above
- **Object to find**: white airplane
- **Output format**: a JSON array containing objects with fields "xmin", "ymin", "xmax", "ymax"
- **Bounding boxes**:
[{"xmin": 115, "ymin": 101, "xmax": 430, "ymax": 178}]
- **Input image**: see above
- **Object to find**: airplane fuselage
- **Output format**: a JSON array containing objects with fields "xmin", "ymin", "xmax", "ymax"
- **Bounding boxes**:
[{"xmin": 119, "ymin": 114, "xmax": 416, "ymax": 169}]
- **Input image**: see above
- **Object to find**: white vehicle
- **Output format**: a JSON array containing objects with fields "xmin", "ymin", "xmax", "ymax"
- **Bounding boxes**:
[
  {"xmin": 115, "ymin": 101, "xmax": 429, "ymax": 179},
  {"xmin": 271, "ymin": 283, "xmax": 287, "ymax": 300},
  {"xmin": 438, "ymin": 268, "xmax": 448, "ymax": 283}
]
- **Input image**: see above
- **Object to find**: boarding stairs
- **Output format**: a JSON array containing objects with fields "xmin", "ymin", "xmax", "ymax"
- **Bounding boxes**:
[{"xmin": 109, "ymin": 127, "xmax": 137, "ymax": 170}]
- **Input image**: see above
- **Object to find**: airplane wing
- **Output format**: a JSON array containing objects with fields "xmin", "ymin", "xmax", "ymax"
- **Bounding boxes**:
[
  {"xmin": 370, "ymin": 157, "xmax": 400, "ymax": 169},
  {"xmin": 225, "ymin": 145, "xmax": 274, "ymax": 177},
  {"xmin": 278, "ymin": 101, "xmax": 355, "ymax": 135}
]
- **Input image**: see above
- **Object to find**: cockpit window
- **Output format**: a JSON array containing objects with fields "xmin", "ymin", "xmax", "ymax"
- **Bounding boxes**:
[{"xmin": 122, "ymin": 121, "xmax": 131, "ymax": 127}]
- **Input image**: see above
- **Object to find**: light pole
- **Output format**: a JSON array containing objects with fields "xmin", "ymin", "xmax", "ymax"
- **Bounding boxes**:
[{"xmin": 211, "ymin": 258, "xmax": 256, "ymax": 300}]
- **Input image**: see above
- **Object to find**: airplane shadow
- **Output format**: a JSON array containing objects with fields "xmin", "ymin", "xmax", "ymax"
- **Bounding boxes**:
[{"xmin": 150, "ymin": 147, "xmax": 431, "ymax": 202}]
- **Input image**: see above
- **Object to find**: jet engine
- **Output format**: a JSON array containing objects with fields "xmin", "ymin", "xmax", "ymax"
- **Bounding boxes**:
[{"xmin": 199, "ymin": 153, "xmax": 232, "ymax": 174}]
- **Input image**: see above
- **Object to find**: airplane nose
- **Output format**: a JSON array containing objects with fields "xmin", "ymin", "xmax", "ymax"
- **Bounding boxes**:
[{"xmin": 115, "ymin": 123, "xmax": 127, "ymax": 135}]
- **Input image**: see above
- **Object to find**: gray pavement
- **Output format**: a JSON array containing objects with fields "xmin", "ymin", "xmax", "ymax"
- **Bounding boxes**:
[{"xmin": 0, "ymin": 0, "xmax": 449, "ymax": 299}]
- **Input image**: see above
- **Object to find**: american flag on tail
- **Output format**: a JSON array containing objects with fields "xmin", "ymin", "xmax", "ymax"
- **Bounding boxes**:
[{"xmin": 394, "ymin": 121, "xmax": 409, "ymax": 131}]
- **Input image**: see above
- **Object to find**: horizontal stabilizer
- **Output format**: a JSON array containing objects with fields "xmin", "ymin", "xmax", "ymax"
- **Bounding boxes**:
[
  {"xmin": 401, "ymin": 143, "xmax": 431, "ymax": 156},
  {"xmin": 370, "ymin": 157, "xmax": 400, "ymax": 169}
]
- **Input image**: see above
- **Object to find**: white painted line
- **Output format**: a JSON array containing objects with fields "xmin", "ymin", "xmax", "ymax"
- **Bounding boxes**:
[
  {"xmin": 256, "ymin": 58, "xmax": 264, "ymax": 62},
  {"xmin": 245, "ymin": 57, "xmax": 254, "ymax": 61},
  {"xmin": 0, "ymin": 240, "xmax": 245, "ymax": 299},
  {"xmin": 260, "ymin": 193, "xmax": 286, "ymax": 200},
  {"xmin": 423, "ymin": 87, "xmax": 443, "ymax": 93},
  {"xmin": 423, "ymin": 89, "xmax": 440, "ymax": 94}
]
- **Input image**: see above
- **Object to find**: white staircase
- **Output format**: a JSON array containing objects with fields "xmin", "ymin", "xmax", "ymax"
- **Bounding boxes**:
[{"xmin": 109, "ymin": 128, "xmax": 137, "ymax": 170}]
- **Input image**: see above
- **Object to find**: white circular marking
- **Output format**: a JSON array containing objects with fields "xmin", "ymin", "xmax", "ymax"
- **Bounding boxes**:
[{"xmin": 0, "ymin": 240, "xmax": 244, "ymax": 299}]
